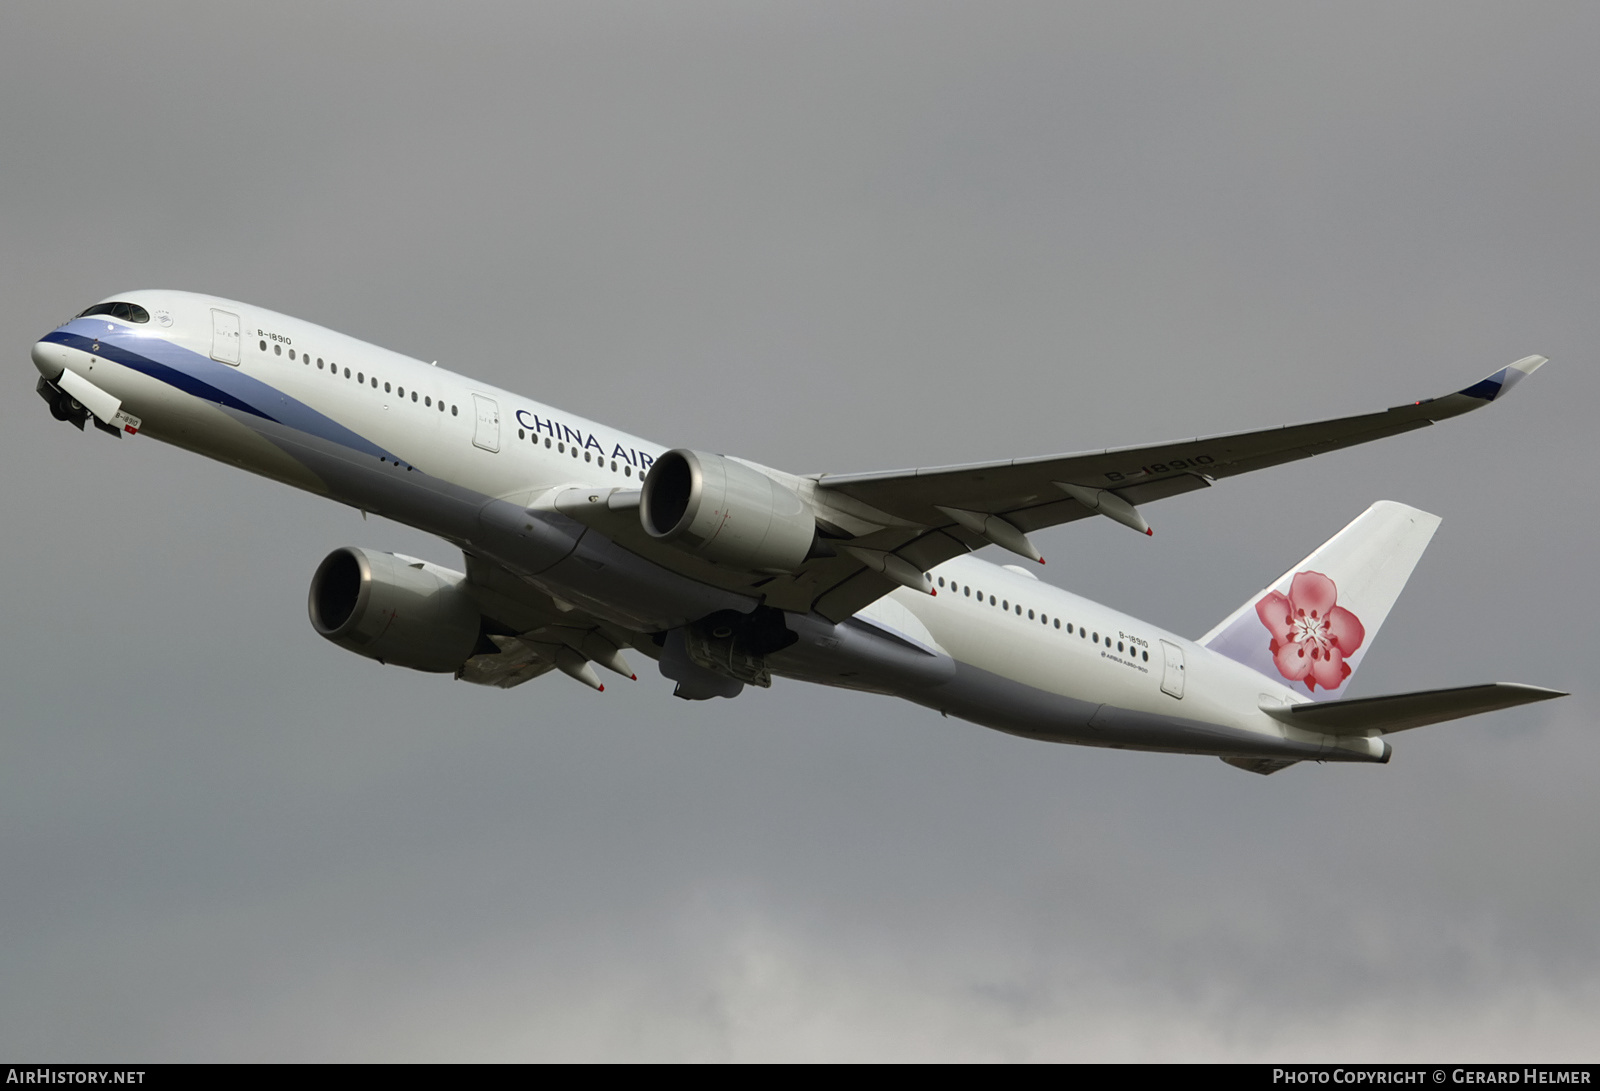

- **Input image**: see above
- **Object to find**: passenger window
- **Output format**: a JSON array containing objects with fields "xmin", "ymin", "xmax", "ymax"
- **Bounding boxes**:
[
  {"xmin": 274, "ymin": 344, "xmax": 282, "ymax": 356},
  {"xmin": 259, "ymin": 340, "xmax": 267, "ymax": 352},
  {"xmin": 518, "ymin": 429, "xmax": 526, "ymax": 440},
  {"xmin": 385, "ymin": 382, "xmax": 391, "ymax": 393},
  {"xmin": 289, "ymin": 350, "xmax": 296, "ymax": 361}
]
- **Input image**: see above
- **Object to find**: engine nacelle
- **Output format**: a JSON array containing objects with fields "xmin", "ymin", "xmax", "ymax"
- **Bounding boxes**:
[
  {"xmin": 308, "ymin": 547, "xmax": 482, "ymax": 672},
  {"xmin": 640, "ymin": 449, "xmax": 817, "ymax": 573}
]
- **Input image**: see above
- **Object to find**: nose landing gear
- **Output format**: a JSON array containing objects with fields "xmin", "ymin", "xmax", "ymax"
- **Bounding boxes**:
[
  {"xmin": 38, "ymin": 375, "xmax": 87, "ymax": 429},
  {"xmin": 36, "ymin": 376, "xmax": 120, "ymax": 436}
]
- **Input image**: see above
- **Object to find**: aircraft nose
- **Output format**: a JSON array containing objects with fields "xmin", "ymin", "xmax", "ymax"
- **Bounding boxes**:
[{"xmin": 32, "ymin": 337, "xmax": 71, "ymax": 381}]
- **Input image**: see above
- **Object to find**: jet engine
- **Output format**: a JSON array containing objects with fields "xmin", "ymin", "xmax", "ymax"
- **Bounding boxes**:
[
  {"xmin": 639, "ymin": 449, "xmax": 818, "ymax": 573},
  {"xmin": 308, "ymin": 547, "xmax": 482, "ymax": 672}
]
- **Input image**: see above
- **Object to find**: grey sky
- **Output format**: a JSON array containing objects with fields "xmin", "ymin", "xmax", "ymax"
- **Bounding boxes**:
[{"xmin": 1, "ymin": 2, "xmax": 1594, "ymax": 1060}]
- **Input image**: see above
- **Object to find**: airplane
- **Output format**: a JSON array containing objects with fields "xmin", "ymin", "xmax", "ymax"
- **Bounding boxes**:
[{"xmin": 30, "ymin": 290, "xmax": 1565, "ymax": 775}]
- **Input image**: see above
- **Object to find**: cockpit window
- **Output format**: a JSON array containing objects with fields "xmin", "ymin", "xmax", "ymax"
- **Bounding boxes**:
[{"xmin": 76, "ymin": 301, "xmax": 150, "ymax": 324}]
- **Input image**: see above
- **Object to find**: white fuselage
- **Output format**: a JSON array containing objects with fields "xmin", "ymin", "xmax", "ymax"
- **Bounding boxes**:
[{"xmin": 32, "ymin": 290, "xmax": 1385, "ymax": 765}]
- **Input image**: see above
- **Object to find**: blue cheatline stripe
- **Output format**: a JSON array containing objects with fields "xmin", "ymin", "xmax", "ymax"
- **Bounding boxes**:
[
  {"xmin": 47, "ymin": 329, "xmax": 275, "ymax": 420},
  {"xmin": 43, "ymin": 323, "xmax": 403, "ymax": 463}
]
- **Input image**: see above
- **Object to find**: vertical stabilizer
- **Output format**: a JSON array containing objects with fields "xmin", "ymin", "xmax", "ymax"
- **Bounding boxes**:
[{"xmin": 1198, "ymin": 501, "xmax": 1441, "ymax": 700}]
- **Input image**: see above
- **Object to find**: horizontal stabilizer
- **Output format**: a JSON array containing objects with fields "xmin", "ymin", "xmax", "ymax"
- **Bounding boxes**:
[{"xmin": 1261, "ymin": 683, "xmax": 1565, "ymax": 736}]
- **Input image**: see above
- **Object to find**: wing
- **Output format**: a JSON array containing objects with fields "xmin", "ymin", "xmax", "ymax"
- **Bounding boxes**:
[
  {"xmin": 759, "ymin": 356, "xmax": 1546, "ymax": 621},
  {"xmin": 456, "ymin": 552, "xmax": 643, "ymax": 691}
]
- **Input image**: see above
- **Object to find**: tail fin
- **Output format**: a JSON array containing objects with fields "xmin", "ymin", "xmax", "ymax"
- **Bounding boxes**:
[{"xmin": 1198, "ymin": 501, "xmax": 1441, "ymax": 700}]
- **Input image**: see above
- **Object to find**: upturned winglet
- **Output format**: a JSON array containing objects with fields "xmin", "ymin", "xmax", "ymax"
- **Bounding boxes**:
[{"xmin": 1455, "ymin": 355, "xmax": 1547, "ymax": 403}]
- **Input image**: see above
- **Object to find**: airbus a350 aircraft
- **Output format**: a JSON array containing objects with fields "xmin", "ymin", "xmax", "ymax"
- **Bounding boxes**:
[{"xmin": 31, "ymin": 291, "xmax": 1564, "ymax": 774}]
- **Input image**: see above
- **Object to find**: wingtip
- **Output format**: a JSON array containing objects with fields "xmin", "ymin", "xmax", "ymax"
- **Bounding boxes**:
[
  {"xmin": 1520, "ymin": 684, "xmax": 1568, "ymax": 700},
  {"xmin": 1457, "ymin": 355, "xmax": 1548, "ymax": 402}
]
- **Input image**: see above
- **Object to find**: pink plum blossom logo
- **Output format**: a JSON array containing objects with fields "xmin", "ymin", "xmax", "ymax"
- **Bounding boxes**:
[{"xmin": 1255, "ymin": 571, "xmax": 1366, "ymax": 693}]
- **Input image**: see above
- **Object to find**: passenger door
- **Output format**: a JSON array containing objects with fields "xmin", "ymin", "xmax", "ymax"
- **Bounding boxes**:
[
  {"xmin": 210, "ymin": 308, "xmax": 241, "ymax": 365},
  {"xmin": 1159, "ymin": 640, "xmax": 1186, "ymax": 699},
  {"xmin": 471, "ymin": 394, "xmax": 500, "ymax": 452}
]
